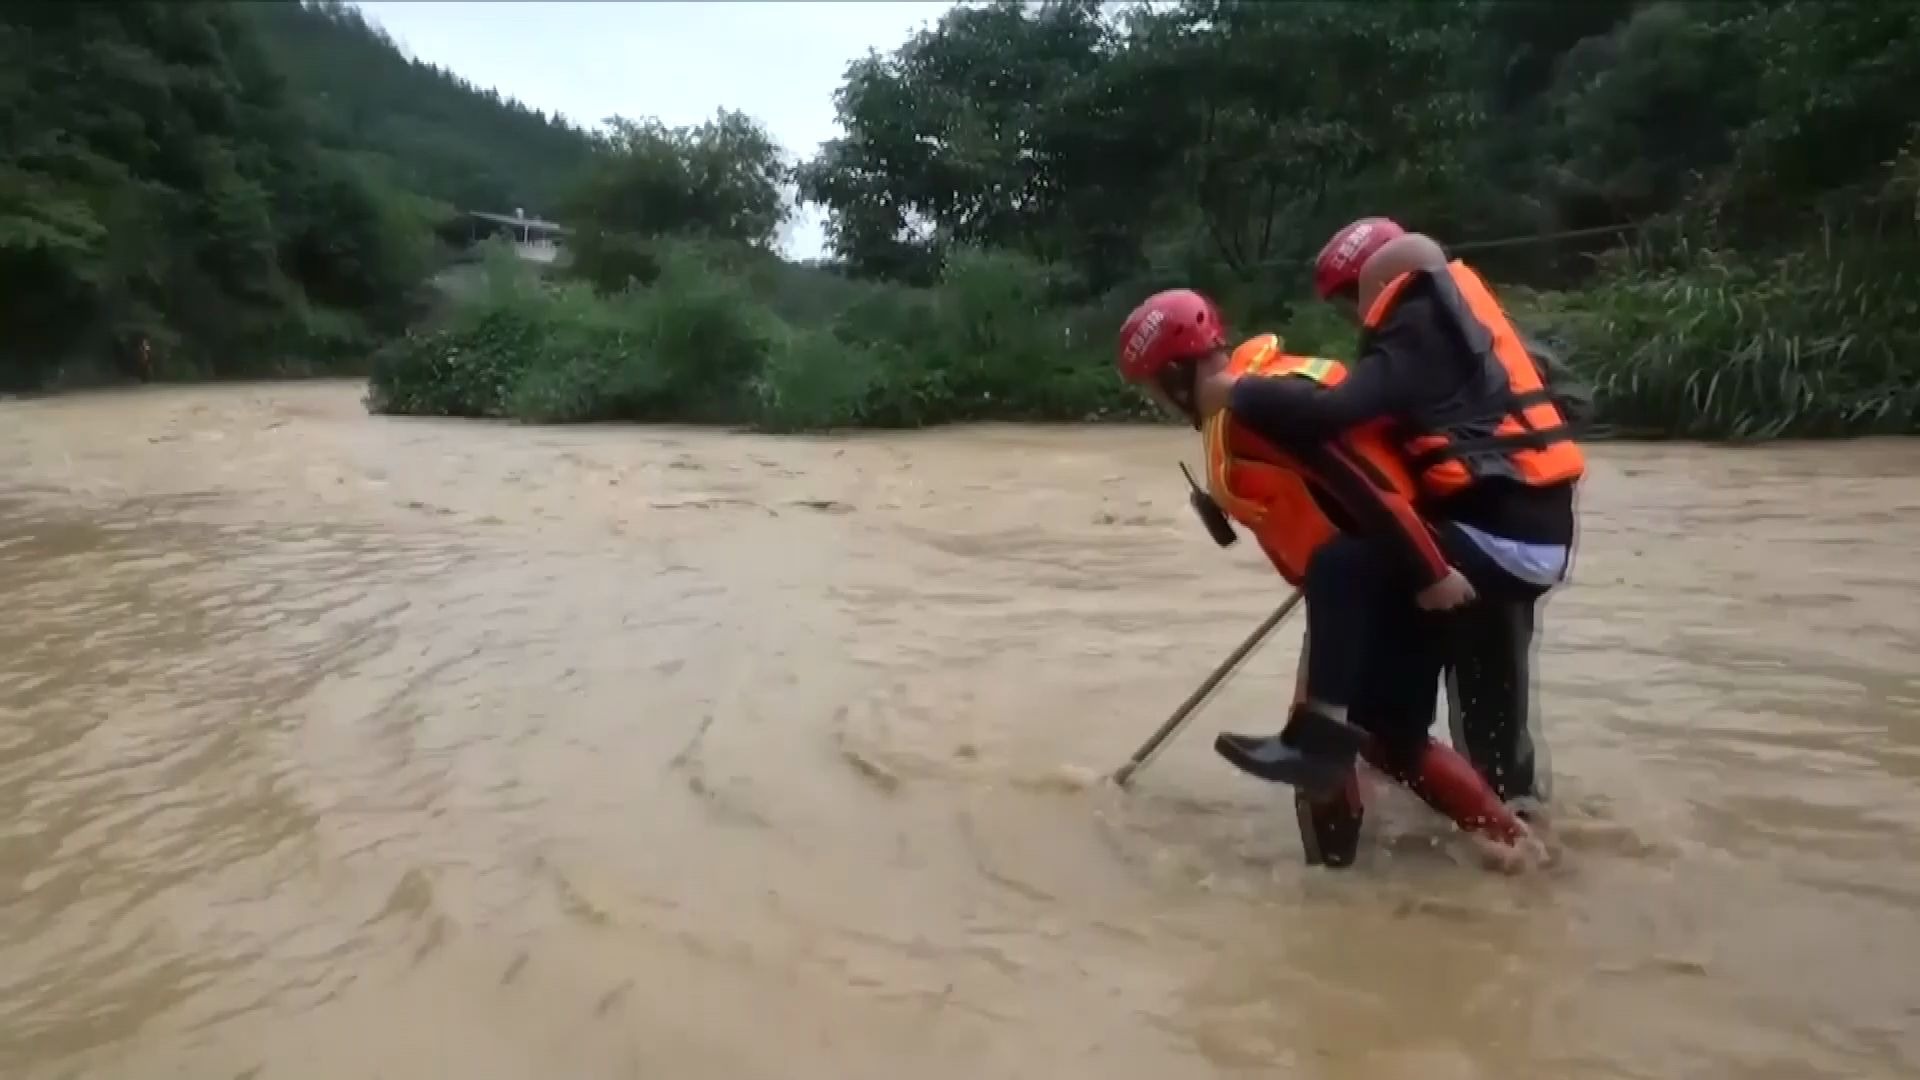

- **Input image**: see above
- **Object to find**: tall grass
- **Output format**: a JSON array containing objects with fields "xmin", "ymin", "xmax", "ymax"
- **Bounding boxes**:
[{"xmin": 1520, "ymin": 231, "xmax": 1920, "ymax": 440}]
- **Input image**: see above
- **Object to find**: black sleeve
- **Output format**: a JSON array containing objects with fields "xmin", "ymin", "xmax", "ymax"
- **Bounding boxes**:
[
  {"xmin": 1281, "ymin": 440, "xmax": 1454, "ymax": 589},
  {"xmin": 1227, "ymin": 299, "xmax": 1456, "ymax": 445}
]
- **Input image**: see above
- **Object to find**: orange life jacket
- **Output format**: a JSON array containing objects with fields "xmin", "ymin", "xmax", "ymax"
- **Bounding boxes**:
[
  {"xmin": 1202, "ymin": 334, "xmax": 1419, "ymax": 586},
  {"xmin": 1363, "ymin": 260, "xmax": 1586, "ymax": 499}
]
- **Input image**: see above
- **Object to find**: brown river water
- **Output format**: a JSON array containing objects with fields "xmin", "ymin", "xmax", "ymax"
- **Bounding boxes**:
[{"xmin": 2, "ymin": 381, "xmax": 1918, "ymax": 1079}]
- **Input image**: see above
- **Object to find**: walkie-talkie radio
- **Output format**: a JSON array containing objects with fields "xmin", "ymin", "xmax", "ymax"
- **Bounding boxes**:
[{"xmin": 1179, "ymin": 463, "xmax": 1237, "ymax": 548}]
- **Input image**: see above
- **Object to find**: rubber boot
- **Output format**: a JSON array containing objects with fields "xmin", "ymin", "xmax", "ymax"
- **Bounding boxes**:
[
  {"xmin": 1361, "ymin": 737, "xmax": 1527, "ymax": 847},
  {"xmin": 1216, "ymin": 704, "xmax": 1370, "ymax": 796},
  {"xmin": 1294, "ymin": 768, "xmax": 1365, "ymax": 869}
]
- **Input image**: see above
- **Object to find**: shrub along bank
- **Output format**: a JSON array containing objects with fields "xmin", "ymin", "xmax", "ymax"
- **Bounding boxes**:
[
  {"xmin": 367, "ymin": 232, "xmax": 1920, "ymax": 441},
  {"xmin": 369, "ymin": 239, "xmax": 1260, "ymax": 433}
]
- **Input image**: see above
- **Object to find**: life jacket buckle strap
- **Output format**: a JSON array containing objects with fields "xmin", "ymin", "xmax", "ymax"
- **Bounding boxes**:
[{"xmin": 1411, "ymin": 426, "xmax": 1572, "ymax": 470}]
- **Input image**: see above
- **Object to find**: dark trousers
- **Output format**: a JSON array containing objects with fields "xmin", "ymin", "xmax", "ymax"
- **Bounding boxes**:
[
  {"xmin": 1445, "ymin": 598, "xmax": 1544, "ymax": 804},
  {"xmin": 1302, "ymin": 523, "xmax": 1550, "ymax": 793}
]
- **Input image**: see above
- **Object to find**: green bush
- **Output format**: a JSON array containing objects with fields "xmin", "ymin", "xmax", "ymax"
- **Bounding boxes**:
[
  {"xmin": 751, "ymin": 330, "xmax": 892, "ymax": 432},
  {"xmin": 637, "ymin": 242, "xmax": 782, "ymax": 420},
  {"xmin": 369, "ymin": 238, "xmax": 1192, "ymax": 431}
]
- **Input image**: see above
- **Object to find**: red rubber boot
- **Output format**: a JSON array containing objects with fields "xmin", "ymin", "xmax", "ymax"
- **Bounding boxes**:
[{"xmin": 1361, "ymin": 737, "xmax": 1527, "ymax": 846}]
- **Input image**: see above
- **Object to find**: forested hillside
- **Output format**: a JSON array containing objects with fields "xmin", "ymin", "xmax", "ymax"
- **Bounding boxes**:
[
  {"xmin": 0, "ymin": 0, "xmax": 590, "ymax": 391},
  {"xmin": 248, "ymin": 0, "xmax": 593, "ymax": 217}
]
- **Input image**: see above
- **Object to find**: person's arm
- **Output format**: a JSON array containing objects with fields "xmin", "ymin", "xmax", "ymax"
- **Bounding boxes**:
[
  {"xmin": 1227, "ymin": 304, "xmax": 1454, "ymax": 444},
  {"xmin": 1281, "ymin": 438, "xmax": 1453, "ymax": 588}
]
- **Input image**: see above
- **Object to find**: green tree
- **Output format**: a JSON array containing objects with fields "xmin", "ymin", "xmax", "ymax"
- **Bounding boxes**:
[
  {"xmin": 564, "ymin": 109, "xmax": 792, "ymax": 291},
  {"xmin": 797, "ymin": 1, "xmax": 1492, "ymax": 290},
  {"xmin": 784, "ymin": 0, "xmax": 1920, "ymax": 438},
  {"xmin": 796, "ymin": 1, "xmax": 1120, "ymax": 285}
]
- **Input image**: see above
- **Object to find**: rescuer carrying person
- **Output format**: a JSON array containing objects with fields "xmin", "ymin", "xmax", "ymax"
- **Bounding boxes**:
[
  {"xmin": 1205, "ymin": 218, "xmax": 1588, "ymax": 829},
  {"xmin": 1115, "ymin": 288, "xmax": 1537, "ymax": 869}
]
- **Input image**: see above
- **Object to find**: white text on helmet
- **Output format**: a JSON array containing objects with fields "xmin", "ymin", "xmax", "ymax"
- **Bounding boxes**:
[
  {"xmin": 1333, "ymin": 223, "xmax": 1376, "ymax": 269},
  {"xmin": 1124, "ymin": 308, "xmax": 1167, "ymax": 367}
]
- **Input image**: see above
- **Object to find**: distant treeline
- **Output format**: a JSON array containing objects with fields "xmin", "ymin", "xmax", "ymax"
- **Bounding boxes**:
[{"xmin": 6, "ymin": 1, "xmax": 1914, "ymax": 439}]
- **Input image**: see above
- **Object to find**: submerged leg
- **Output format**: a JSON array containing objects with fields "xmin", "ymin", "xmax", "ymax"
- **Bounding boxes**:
[
  {"xmin": 1294, "ymin": 777, "xmax": 1364, "ymax": 868},
  {"xmin": 1445, "ymin": 599, "xmax": 1547, "ymax": 809},
  {"xmin": 1215, "ymin": 535, "xmax": 1402, "ymax": 795},
  {"xmin": 1361, "ymin": 737, "xmax": 1528, "ymax": 847},
  {"xmin": 1278, "ymin": 573, "xmax": 1447, "ymax": 869}
]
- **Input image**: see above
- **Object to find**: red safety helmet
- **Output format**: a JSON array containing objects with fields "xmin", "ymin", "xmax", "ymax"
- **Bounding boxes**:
[
  {"xmin": 1115, "ymin": 288, "xmax": 1228, "ymax": 384},
  {"xmin": 1313, "ymin": 216, "xmax": 1406, "ymax": 301}
]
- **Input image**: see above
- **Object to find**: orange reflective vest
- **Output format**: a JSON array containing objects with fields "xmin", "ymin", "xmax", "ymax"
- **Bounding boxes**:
[
  {"xmin": 1202, "ymin": 334, "xmax": 1419, "ymax": 586},
  {"xmin": 1363, "ymin": 260, "xmax": 1586, "ymax": 499}
]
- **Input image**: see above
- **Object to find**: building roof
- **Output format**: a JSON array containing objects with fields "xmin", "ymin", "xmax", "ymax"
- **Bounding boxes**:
[{"xmin": 467, "ymin": 209, "xmax": 568, "ymax": 234}]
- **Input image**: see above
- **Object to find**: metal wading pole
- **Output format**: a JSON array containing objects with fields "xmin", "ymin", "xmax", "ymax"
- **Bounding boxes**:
[{"xmin": 1111, "ymin": 590, "xmax": 1303, "ymax": 788}]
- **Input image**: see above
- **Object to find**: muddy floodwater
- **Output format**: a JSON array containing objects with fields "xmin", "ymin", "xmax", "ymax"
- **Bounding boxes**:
[{"xmin": 3, "ymin": 381, "xmax": 1918, "ymax": 1079}]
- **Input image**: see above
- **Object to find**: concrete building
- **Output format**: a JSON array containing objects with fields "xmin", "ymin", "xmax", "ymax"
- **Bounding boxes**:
[{"xmin": 464, "ymin": 208, "xmax": 568, "ymax": 264}]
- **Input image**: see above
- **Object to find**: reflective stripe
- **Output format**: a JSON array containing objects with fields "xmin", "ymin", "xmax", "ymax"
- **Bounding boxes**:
[{"xmin": 1287, "ymin": 355, "xmax": 1337, "ymax": 383}]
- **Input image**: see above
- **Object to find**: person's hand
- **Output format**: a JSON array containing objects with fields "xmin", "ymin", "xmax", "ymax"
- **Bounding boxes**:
[{"xmin": 1416, "ymin": 567, "xmax": 1476, "ymax": 611}]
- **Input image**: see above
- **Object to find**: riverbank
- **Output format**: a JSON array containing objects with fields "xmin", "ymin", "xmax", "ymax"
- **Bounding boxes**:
[
  {"xmin": 361, "ymin": 239, "xmax": 1920, "ymax": 442},
  {"xmin": 18, "ymin": 236, "xmax": 1915, "ymax": 444}
]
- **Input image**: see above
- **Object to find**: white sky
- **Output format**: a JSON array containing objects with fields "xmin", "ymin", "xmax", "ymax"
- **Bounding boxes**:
[{"xmin": 356, "ymin": 1, "xmax": 957, "ymax": 260}]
